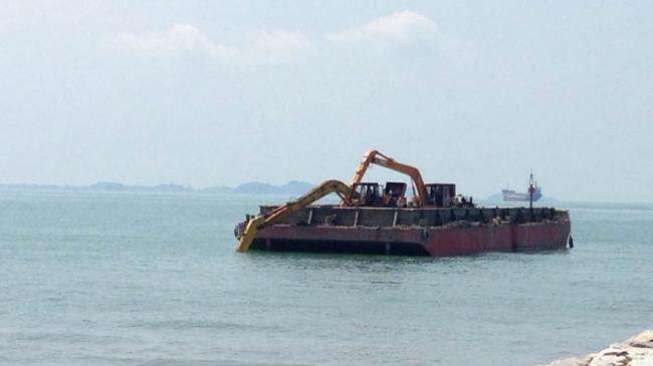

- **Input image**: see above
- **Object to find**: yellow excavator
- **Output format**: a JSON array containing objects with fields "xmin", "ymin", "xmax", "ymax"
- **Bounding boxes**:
[{"xmin": 234, "ymin": 180, "xmax": 354, "ymax": 252}]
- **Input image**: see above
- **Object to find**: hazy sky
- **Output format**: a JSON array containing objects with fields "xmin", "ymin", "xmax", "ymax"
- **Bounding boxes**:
[{"xmin": 1, "ymin": 1, "xmax": 651, "ymax": 202}]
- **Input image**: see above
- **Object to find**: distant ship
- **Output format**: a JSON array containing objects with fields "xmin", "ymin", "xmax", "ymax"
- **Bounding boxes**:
[{"xmin": 502, "ymin": 173, "xmax": 542, "ymax": 202}]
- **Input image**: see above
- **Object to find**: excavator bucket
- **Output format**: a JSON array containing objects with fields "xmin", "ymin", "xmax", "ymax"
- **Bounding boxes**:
[{"xmin": 235, "ymin": 215, "xmax": 266, "ymax": 252}]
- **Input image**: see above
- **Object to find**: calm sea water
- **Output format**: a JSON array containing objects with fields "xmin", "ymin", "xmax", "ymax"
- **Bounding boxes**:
[{"xmin": 1, "ymin": 189, "xmax": 652, "ymax": 366}]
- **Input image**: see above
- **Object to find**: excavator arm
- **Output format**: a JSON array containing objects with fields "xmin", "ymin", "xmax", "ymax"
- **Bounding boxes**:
[
  {"xmin": 350, "ymin": 150, "xmax": 427, "ymax": 206},
  {"xmin": 235, "ymin": 180, "xmax": 354, "ymax": 252}
]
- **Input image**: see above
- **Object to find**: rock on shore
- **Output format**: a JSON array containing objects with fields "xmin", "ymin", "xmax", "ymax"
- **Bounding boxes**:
[{"xmin": 545, "ymin": 331, "xmax": 653, "ymax": 366}]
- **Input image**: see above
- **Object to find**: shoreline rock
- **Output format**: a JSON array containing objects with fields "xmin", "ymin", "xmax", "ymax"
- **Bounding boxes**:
[{"xmin": 544, "ymin": 330, "xmax": 653, "ymax": 366}]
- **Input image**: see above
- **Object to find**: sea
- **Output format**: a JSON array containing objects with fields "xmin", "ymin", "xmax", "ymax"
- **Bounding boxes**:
[{"xmin": 1, "ymin": 188, "xmax": 652, "ymax": 365}]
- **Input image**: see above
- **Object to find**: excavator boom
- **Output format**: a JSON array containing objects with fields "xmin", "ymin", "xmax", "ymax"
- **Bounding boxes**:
[
  {"xmin": 235, "ymin": 180, "xmax": 354, "ymax": 252},
  {"xmin": 350, "ymin": 150, "xmax": 427, "ymax": 206}
]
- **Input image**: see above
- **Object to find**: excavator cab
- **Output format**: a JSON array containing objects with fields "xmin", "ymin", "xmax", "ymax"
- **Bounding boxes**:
[
  {"xmin": 351, "ymin": 182, "xmax": 383, "ymax": 206},
  {"xmin": 383, "ymin": 182, "xmax": 407, "ymax": 207},
  {"xmin": 424, "ymin": 183, "xmax": 456, "ymax": 207}
]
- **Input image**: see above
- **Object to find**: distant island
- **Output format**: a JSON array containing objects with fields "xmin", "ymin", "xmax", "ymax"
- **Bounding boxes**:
[
  {"xmin": 0, "ymin": 180, "xmax": 315, "ymax": 196},
  {"xmin": 0, "ymin": 182, "xmax": 562, "ymax": 202}
]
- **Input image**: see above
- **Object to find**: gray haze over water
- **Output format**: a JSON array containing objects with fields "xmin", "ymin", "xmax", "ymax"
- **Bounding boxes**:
[{"xmin": 1, "ymin": 1, "xmax": 652, "ymax": 202}]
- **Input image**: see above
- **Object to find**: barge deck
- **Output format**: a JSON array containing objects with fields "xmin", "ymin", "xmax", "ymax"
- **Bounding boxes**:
[
  {"xmin": 234, "ymin": 149, "xmax": 571, "ymax": 257},
  {"xmin": 249, "ymin": 206, "xmax": 570, "ymax": 256}
]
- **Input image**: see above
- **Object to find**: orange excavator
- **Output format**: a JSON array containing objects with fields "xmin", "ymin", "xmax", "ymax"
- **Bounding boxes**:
[
  {"xmin": 349, "ymin": 149, "xmax": 428, "ymax": 207},
  {"xmin": 347, "ymin": 149, "xmax": 466, "ymax": 208}
]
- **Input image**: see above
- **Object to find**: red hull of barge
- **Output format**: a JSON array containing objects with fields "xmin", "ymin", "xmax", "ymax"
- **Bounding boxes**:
[{"xmin": 252, "ymin": 219, "xmax": 570, "ymax": 257}]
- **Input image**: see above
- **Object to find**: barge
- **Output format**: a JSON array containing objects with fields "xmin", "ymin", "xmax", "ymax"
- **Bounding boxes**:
[{"xmin": 234, "ymin": 150, "xmax": 571, "ymax": 257}]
